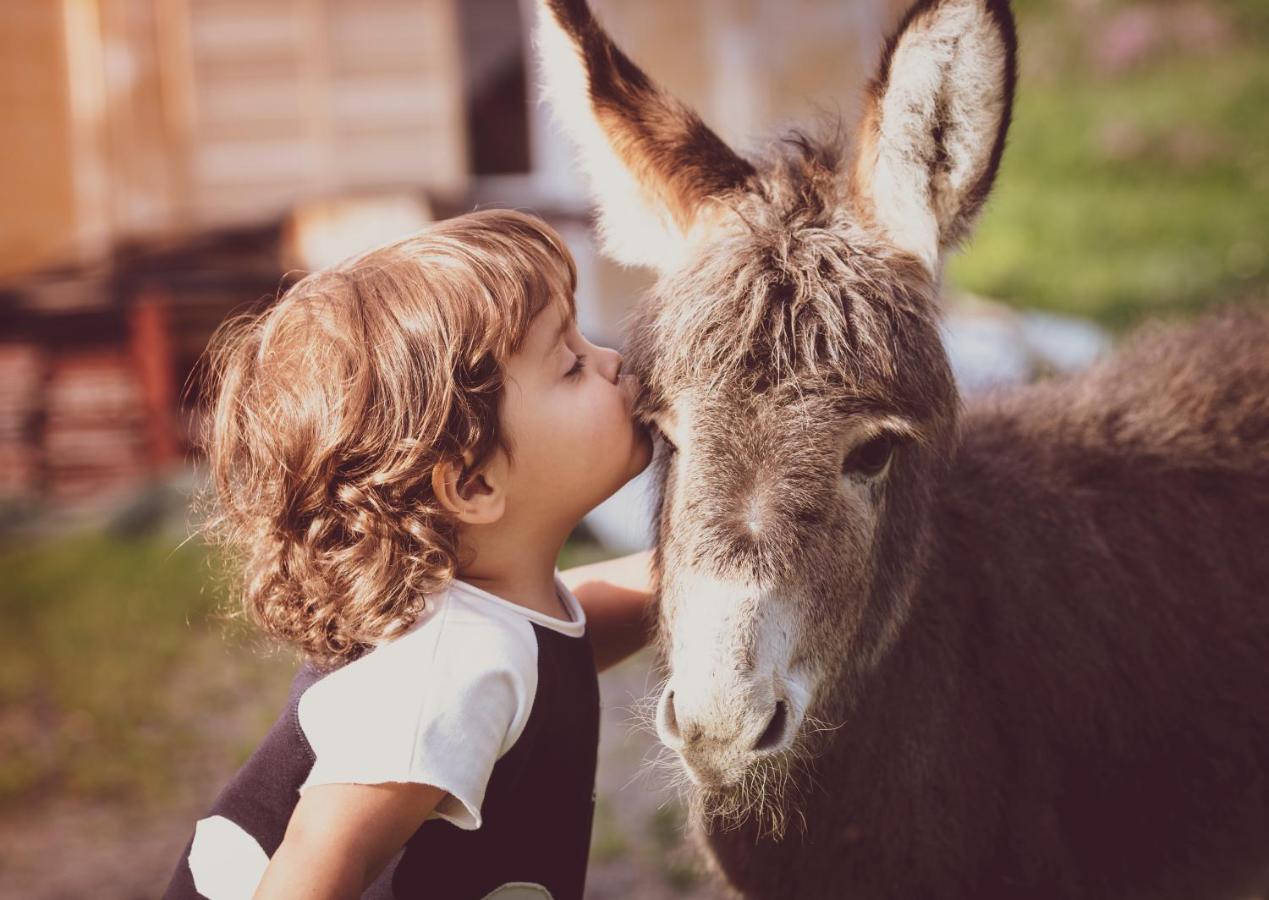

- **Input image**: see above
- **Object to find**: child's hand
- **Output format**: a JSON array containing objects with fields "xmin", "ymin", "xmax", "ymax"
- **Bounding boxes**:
[
  {"xmin": 562, "ymin": 551, "xmax": 656, "ymax": 671},
  {"xmin": 253, "ymin": 782, "xmax": 446, "ymax": 898}
]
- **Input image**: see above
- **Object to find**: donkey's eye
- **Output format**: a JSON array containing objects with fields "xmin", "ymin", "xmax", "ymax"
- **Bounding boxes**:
[
  {"xmin": 650, "ymin": 419, "xmax": 677, "ymax": 454},
  {"xmin": 842, "ymin": 432, "xmax": 896, "ymax": 478}
]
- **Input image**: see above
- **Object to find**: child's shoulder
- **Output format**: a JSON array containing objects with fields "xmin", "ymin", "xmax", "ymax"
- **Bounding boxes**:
[
  {"xmin": 293, "ymin": 575, "xmax": 591, "ymax": 777},
  {"xmin": 292, "ymin": 583, "xmax": 545, "ymax": 827},
  {"xmin": 302, "ymin": 582, "xmax": 540, "ymax": 710}
]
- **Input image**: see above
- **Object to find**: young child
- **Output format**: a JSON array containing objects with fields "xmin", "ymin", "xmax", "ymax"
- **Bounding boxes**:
[{"xmin": 163, "ymin": 209, "xmax": 656, "ymax": 900}]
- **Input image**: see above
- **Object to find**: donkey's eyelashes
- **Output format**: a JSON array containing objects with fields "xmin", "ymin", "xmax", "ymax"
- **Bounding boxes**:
[{"xmin": 651, "ymin": 420, "xmax": 678, "ymax": 455}]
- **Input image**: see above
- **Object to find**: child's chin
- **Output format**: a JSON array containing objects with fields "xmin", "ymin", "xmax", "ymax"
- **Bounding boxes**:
[
  {"xmin": 630, "ymin": 424, "xmax": 655, "ymax": 471},
  {"xmin": 603, "ymin": 443, "xmax": 651, "ymax": 501}
]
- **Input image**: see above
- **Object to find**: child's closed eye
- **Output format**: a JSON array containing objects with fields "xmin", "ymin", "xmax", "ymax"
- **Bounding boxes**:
[{"xmin": 566, "ymin": 354, "xmax": 587, "ymax": 378}]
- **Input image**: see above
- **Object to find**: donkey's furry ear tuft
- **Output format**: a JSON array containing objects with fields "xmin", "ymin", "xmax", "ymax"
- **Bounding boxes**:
[
  {"xmin": 851, "ymin": 0, "xmax": 1017, "ymax": 275},
  {"xmin": 534, "ymin": 0, "xmax": 754, "ymax": 273}
]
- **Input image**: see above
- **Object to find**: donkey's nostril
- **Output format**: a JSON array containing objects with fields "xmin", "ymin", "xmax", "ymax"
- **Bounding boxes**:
[
  {"xmin": 659, "ymin": 690, "xmax": 681, "ymax": 742},
  {"xmin": 752, "ymin": 700, "xmax": 789, "ymax": 753}
]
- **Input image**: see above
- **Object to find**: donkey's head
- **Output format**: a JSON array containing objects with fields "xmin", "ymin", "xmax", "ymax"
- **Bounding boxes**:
[{"xmin": 536, "ymin": 0, "xmax": 1016, "ymax": 824}]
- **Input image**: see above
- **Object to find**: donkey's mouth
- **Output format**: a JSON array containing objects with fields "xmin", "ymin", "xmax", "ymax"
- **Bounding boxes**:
[
  {"xmin": 678, "ymin": 749, "xmax": 807, "ymax": 840},
  {"xmin": 671, "ymin": 712, "xmax": 802, "ymax": 792},
  {"xmin": 677, "ymin": 754, "xmax": 736, "ymax": 791}
]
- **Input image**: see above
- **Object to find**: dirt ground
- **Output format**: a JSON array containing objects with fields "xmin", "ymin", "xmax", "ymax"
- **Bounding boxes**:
[{"xmin": 0, "ymin": 637, "xmax": 724, "ymax": 899}]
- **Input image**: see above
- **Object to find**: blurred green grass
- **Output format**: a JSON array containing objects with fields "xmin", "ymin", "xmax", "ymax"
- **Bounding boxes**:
[
  {"xmin": 0, "ymin": 530, "xmax": 608, "ymax": 809},
  {"xmin": 0, "ymin": 533, "xmax": 244, "ymax": 806},
  {"xmin": 949, "ymin": 1, "xmax": 1269, "ymax": 328}
]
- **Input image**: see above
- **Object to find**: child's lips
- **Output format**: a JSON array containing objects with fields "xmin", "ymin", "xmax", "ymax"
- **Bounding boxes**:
[{"xmin": 619, "ymin": 374, "xmax": 652, "ymax": 445}]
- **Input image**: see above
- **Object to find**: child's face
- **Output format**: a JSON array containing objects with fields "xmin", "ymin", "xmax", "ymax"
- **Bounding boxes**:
[{"xmin": 497, "ymin": 300, "xmax": 654, "ymax": 529}]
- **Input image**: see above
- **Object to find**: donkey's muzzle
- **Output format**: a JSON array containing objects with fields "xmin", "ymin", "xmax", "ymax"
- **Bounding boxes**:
[{"xmin": 655, "ymin": 678, "xmax": 797, "ymax": 786}]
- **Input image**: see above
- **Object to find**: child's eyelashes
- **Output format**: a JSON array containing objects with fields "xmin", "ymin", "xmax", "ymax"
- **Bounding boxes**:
[{"xmin": 566, "ymin": 354, "xmax": 587, "ymax": 378}]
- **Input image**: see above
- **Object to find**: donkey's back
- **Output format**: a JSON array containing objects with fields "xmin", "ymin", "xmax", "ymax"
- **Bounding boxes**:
[
  {"xmin": 974, "ymin": 305, "xmax": 1269, "ymax": 472},
  {"xmin": 938, "ymin": 306, "xmax": 1269, "ymax": 898}
]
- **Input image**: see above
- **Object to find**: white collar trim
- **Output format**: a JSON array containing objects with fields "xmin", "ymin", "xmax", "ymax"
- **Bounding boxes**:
[{"xmin": 446, "ymin": 570, "xmax": 587, "ymax": 638}]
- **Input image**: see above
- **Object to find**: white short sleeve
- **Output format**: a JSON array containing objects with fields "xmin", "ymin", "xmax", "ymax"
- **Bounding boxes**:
[{"xmin": 296, "ymin": 595, "xmax": 538, "ymax": 830}]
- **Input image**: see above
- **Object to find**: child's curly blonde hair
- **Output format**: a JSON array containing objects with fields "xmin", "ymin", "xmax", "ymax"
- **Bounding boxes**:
[{"xmin": 202, "ymin": 209, "xmax": 577, "ymax": 667}]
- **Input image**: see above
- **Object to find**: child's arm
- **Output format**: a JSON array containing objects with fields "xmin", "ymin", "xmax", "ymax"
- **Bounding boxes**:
[
  {"xmin": 253, "ymin": 781, "xmax": 445, "ymax": 898},
  {"xmin": 561, "ymin": 550, "xmax": 656, "ymax": 672}
]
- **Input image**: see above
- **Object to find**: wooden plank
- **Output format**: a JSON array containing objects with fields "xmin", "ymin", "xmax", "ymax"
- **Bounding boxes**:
[
  {"xmin": 154, "ymin": 0, "xmax": 200, "ymax": 228},
  {"xmin": 128, "ymin": 292, "xmax": 180, "ymax": 467},
  {"xmin": 0, "ymin": 2, "xmax": 78, "ymax": 278},
  {"xmin": 0, "ymin": 345, "xmax": 43, "ymax": 494},
  {"xmin": 187, "ymin": 7, "xmax": 304, "ymax": 55},
  {"xmin": 156, "ymin": 0, "xmax": 468, "ymax": 227},
  {"xmin": 62, "ymin": 0, "xmax": 112, "ymax": 262}
]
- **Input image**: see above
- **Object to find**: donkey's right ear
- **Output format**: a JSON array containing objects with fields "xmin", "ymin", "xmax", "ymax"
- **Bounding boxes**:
[
  {"xmin": 534, "ymin": 0, "xmax": 755, "ymax": 273},
  {"xmin": 850, "ymin": 0, "xmax": 1017, "ymax": 276}
]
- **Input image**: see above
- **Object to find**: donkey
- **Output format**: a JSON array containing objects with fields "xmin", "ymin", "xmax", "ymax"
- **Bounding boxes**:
[{"xmin": 535, "ymin": 0, "xmax": 1269, "ymax": 896}]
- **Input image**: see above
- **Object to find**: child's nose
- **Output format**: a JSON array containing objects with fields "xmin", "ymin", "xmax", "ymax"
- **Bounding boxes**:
[{"xmin": 599, "ymin": 345, "xmax": 623, "ymax": 383}]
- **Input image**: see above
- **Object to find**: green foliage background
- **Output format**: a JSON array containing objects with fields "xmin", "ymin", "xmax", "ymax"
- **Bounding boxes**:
[{"xmin": 948, "ymin": 0, "xmax": 1268, "ymax": 327}]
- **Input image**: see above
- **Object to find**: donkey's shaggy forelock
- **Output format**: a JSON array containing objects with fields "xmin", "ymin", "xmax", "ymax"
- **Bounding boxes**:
[{"xmin": 627, "ymin": 135, "xmax": 936, "ymax": 400}]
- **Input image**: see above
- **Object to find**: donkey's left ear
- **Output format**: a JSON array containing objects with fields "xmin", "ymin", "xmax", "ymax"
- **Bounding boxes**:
[
  {"xmin": 534, "ymin": 0, "xmax": 755, "ymax": 273},
  {"xmin": 851, "ymin": 0, "xmax": 1017, "ymax": 275}
]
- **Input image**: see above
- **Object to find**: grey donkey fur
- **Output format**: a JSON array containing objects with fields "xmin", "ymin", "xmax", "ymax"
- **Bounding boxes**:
[{"xmin": 534, "ymin": 0, "xmax": 1269, "ymax": 896}]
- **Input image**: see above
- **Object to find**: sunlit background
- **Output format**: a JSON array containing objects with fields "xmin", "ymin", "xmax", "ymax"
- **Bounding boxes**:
[{"xmin": 1, "ymin": 0, "xmax": 1265, "ymax": 896}]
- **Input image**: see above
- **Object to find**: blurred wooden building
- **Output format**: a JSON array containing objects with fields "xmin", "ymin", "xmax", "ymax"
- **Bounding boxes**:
[
  {"xmin": 0, "ymin": 0, "xmax": 899, "ymax": 510},
  {"xmin": 1, "ymin": 0, "xmax": 475, "ymax": 509},
  {"xmin": 2, "ymin": 0, "xmax": 472, "ymax": 275}
]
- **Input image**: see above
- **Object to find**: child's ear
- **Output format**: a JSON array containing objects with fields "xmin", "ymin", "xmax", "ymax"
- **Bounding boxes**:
[{"xmin": 431, "ymin": 450, "xmax": 507, "ymax": 525}]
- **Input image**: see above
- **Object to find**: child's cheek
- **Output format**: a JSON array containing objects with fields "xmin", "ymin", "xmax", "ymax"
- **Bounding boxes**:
[
  {"xmin": 579, "ymin": 392, "xmax": 624, "ymax": 455},
  {"xmin": 571, "ymin": 394, "xmax": 609, "ymax": 446}
]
